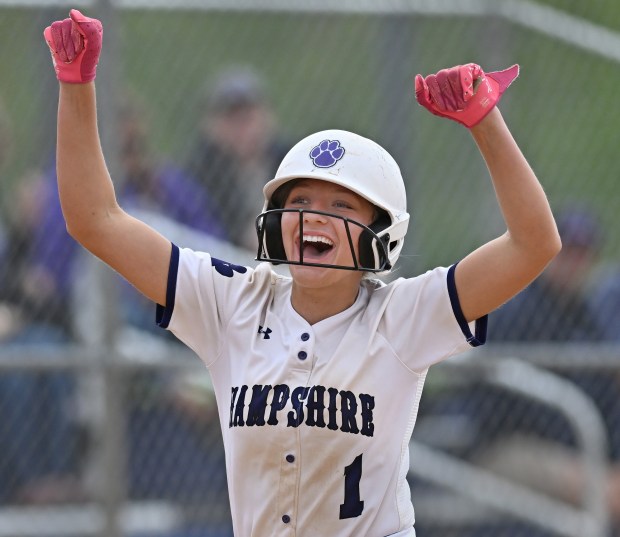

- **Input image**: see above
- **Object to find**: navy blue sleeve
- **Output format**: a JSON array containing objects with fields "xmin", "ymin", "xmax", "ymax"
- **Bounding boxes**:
[
  {"xmin": 156, "ymin": 243, "xmax": 180, "ymax": 329},
  {"xmin": 447, "ymin": 263, "xmax": 488, "ymax": 347}
]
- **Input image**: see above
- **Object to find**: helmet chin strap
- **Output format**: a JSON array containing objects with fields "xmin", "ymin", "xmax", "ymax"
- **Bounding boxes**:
[{"xmin": 255, "ymin": 208, "xmax": 391, "ymax": 272}]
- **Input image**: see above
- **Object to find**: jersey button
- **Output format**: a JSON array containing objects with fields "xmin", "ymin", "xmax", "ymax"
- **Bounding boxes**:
[
  {"xmin": 297, "ymin": 351, "xmax": 307, "ymax": 360},
  {"xmin": 286, "ymin": 454, "xmax": 295, "ymax": 463},
  {"xmin": 301, "ymin": 332, "xmax": 310, "ymax": 341},
  {"xmin": 282, "ymin": 515, "xmax": 291, "ymax": 524}
]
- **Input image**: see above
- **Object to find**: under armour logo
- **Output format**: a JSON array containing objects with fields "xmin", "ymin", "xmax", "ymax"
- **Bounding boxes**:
[{"xmin": 258, "ymin": 326, "xmax": 272, "ymax": 339}]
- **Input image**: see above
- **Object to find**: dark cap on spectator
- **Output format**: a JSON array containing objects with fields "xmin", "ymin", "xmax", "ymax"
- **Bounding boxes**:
[
  {"xmin": 208, "ymin": 67, "xmax": 267, "ymax": 113},
  {"xmin": 556, "ymin": 207, "xmax": 602, "ymax": 250}
]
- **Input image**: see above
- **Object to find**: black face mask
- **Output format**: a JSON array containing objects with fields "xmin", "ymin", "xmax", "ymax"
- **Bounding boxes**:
[{"xmin": 255, "ymin": 208, "xmax": 392, "ymax": 273}]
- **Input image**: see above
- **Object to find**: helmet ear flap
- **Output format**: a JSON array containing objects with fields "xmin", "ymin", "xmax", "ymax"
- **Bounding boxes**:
[
  {"xmin": 259, "ymin": 179, "xmax": 301, "ymax": 264},
  {"xmin": 358, "ymin": 211, "xmax": 392, "ymax": 271},
  {"xmin": 262, "ymin": 211, "xmax": 287, "ymax": 263}
]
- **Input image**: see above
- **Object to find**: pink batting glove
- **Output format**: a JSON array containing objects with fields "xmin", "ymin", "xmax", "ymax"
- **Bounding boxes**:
[
  {"xmin": 414, "ymin": 63, "xmax": 519, "ymax": 128},
  {"xmin": 43, "ymin": 9, "xmax": 103, "ymax": 84}
]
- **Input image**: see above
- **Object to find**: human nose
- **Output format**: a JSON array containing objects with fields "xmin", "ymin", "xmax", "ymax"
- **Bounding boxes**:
[{"xmin": 302, "ymin": 209, "xmax": 329, "ymax": 224}]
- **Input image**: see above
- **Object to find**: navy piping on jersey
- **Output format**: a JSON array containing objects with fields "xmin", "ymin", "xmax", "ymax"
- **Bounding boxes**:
[
  {"xmin": 156, "ymin": 243, "xmax": 180, "ymax": 329},
  {"xmin": 155, "ymin": 247, "xmax": 486, "ymax": 348},
  {"xmin": 447, "ymin": 263, "xmax": 488, "ymax": 347}
]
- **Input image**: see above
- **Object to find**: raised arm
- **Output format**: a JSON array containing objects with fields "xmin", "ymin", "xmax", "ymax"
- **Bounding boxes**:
[
  {"xmin": 45, "ymin": 9, "xmax": 171, "ymax": 306},
  {"xmin": 415, "ymin": 63, "xmax": 562, "ymax": 322}
]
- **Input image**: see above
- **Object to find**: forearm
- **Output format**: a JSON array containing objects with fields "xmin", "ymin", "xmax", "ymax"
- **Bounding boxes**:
[
  {"xmin": 57, "ymin": 82, "xmax": 121, "ymax": 243},
  {"xmin": 470, "ymin": 108, "xmax": 560, "ymax": 260},
  {"xmin": 416, "ymin": 62, "xmax": 561, "ymax": 320}
]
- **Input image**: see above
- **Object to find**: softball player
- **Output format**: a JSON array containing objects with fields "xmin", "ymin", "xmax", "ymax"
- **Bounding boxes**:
[{"xmin": 44, "ymin": 10, "xmax": 561, "ymax": 537}]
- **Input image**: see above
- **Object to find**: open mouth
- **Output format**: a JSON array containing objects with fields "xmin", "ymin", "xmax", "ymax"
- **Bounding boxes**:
[{"xmin": 299, "ymin": 234, "xmax": 335, "ymax": 260}]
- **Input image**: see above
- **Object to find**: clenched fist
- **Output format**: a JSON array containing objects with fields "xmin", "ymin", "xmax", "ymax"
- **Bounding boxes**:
[
  {"xmin": 414, "ymin": 63, "xmax": 519, "ymax": 128},
  {"xmin": 44, "ymin": 9, "xmax": 103, "ymax": 84}
]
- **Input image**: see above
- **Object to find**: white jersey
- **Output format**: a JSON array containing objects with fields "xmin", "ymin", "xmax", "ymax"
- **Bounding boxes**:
[{"xmin": 157, "ymin": 244, "xmax": 486, "ymax": 537}]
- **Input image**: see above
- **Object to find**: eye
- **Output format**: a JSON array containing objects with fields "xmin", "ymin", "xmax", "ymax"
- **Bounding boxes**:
[
  {"xmin": 333, "ymin": 200, "xmax": 354, "ymax": 210},
  {"xmin": 287, "ymin": 195, "xmax": 309, "ymax": 206}
]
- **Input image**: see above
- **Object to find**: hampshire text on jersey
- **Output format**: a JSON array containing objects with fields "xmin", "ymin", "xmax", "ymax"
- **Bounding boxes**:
[{"xmin": 229, "ymin": 384, "xmax": 375, "ymax": 437}]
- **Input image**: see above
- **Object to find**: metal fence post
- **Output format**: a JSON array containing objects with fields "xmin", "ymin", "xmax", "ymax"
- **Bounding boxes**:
[{"xmin": 88, "ymin": 1, "xmax": 127, "ymax": 536}]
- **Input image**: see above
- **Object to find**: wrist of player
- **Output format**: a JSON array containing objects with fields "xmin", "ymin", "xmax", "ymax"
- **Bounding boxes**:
[
  {"xmin": 468, "ymin": 106, "xmax": 502, "ymax": 132},
  {"xmin": 44, "ymin": 9, "xmax": 103, "ymax": 84}
]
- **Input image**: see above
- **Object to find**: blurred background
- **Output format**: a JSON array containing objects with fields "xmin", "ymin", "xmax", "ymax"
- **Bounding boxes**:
[{"xmin": 0, "ymin": 1, "xmax": 619, "ymax": 536}]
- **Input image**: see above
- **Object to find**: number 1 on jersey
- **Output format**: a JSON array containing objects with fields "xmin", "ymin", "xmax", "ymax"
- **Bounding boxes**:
[{"xmin": 339, "ymin": 453, "xmax": 364, "ymax": 519}]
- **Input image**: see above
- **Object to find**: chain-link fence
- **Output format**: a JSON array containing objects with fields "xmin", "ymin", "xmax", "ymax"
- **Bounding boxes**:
[{"xmin": 1, "ymin": 1, "xmax": 619, "ymax": 536}]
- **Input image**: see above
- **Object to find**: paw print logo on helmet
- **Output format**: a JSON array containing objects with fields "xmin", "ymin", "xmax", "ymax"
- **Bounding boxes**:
[{"xmin": 309, "ymin": 139, "xmax": 345, "ymax": 168}]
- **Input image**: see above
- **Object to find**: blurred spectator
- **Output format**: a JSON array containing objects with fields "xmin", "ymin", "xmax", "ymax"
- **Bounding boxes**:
[
  {"xmin": 0, "ymin": 327, "xmax": 83, "ymax": 505},
  {"xmin": 24, "ymin": 90, "xmax": 234, "ymax": 528},
  {"xmin": 185, "ymin": 66, "xmax": 289, "ymax": 251},
  {"xmin": 439, "ymin": 205, "xmax": 607, "ymax": 452},
  {"xmin": 1, "ymin": 90, "xmax": 235, "ymax": 517},
  {"xmin": 107, "ymin": 92, "xmax": 228, "ymax": 332},
  {"xmin": 0, "ymin": 173, "xmax": 72, "ymax": 336},
  {"xmin": 31, "ymin": 90, "xmax": 228, "ymax": 335},
  {"xmin": 491, "ymin": 205, "xmax": 604, "ymax": 341},
  {"xmin": 0, "ymin": 98, "xmax": 83, "ymax": 505},
  {"xmin": 117, "ymin": 91, "xmax": 226, "ymax": 238},
  {"xmin": 589, "ymin": 260, "xmax": 620, "ymax": 343},
  {"xmin": 83, "ymin": 93, "xmax": 234, "ymax": 533},
  {"xmin": 128, "ymin": 370, "xmax": 232, "ymax": 537},
  {"xmin": 415, "ymin": 206, "xmax": 620, "ymax": 535}
]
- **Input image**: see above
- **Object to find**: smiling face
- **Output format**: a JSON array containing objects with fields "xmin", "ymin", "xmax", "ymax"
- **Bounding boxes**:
[{"xmin": 280, "ymin": 178, "xmax": 377, "ymax": 290}]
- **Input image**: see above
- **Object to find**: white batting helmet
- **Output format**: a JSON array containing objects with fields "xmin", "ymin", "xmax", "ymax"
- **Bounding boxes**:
[{"xmin": 256, "ymin": 129, "xmax": 410, "ymax": 272}]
